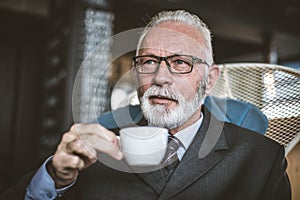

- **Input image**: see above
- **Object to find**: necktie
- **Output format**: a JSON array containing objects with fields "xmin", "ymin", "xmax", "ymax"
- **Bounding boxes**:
[{"xmin": 161, "ymin": 135, "xmax": 181, "ymax": 173}]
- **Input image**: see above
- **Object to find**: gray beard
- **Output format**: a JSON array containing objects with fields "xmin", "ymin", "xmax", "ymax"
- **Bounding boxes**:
[{"xmin": 140, "ymin": 73, "xmax": 208, "ymax": 129}]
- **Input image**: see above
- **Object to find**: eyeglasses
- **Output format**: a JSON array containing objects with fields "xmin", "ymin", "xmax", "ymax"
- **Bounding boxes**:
[{"xmin": 132, "ymin": 54, "xmax": 209, "ymax": 74}]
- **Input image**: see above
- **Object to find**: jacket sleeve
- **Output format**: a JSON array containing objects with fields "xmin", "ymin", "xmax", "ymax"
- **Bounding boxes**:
[{"xmin": 260, "ymin": 146, "xmax": 291, "ymax": 200}]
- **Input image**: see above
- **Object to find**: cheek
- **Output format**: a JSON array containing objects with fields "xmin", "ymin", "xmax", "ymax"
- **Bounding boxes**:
[
  {"xmin": 138, "ymin": 84, "xmax": 150, "ymax": 98},
  {"xmin": 178, "ymin": 74, "xmax": 202, "ymax": 99},
  {"xmin": 178, "ymin": 84, "xmax": 196, "ymax": 100},
  {"xmin": 136, "ymin": 75, "xmax": 153, "ymax": 97}
]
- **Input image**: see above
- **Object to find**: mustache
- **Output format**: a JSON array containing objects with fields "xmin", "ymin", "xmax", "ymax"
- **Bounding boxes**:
[{"xmin": 142, "ymin": 86, "xmax": 181, "ymax": 101}]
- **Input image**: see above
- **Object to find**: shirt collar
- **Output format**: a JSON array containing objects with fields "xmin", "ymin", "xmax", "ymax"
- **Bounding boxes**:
[{"xmin": 174, "ymin": 112, "xmax": 204, "ymax": 150}]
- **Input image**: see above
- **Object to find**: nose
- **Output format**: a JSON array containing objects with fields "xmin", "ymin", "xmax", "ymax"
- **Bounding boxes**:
[{"xmin": 152, "ymin": 60, "xmax": 173, "ymax": 86}]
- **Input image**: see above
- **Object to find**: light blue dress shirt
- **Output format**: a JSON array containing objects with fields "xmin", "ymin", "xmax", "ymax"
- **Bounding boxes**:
[{"xmin": 25, "ymin": 157, "xmax": 74, "ymax": 200}]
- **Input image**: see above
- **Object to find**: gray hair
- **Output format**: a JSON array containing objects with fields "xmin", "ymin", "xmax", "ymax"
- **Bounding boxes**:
[{"xmin": 137, "ymin": 10, "xmax": 214, "ymax": 65}]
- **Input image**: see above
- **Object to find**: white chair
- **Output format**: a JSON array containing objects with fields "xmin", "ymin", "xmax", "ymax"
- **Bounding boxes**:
[{"xmin": 210, "ymin": 63, "xmax": 300, "ymax": 155}]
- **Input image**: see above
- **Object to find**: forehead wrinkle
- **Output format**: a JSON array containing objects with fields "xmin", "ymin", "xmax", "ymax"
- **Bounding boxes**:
[{"xmin": 139, "ymin": 25, "xmax": 207, "ymax": 58}]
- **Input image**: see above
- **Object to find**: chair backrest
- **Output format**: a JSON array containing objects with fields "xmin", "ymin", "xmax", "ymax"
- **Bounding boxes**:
[
  {"xmin": 204, "ymin": 96, "xmax": 268, "ymax": 135},
  {"xmin": 210, "ymin": 63, "xmax": 300, "ymax": 155}
]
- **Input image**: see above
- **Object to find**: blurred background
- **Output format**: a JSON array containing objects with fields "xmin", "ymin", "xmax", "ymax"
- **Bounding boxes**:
[{"xmin": 0, "ymin": 0, "xmax": 299, "ymax": 197}]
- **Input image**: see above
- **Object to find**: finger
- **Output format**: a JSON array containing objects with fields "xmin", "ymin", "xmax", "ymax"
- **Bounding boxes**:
[
  {"xmin": 70, "ymin": 123, "xmax": 122, "ymax": 160},
  {"xmin": 66, "ymin": 128, "xmax": 122, "ymax": 160},
  {"xmin": 66, "ymin": 139, "xmax": 98, "ymax": 163},
  {"xmin": 55, "ymin": 130, "xmax": 98, "ymax": 170},
  {"xmin": 54, "ymin": 151, "xmax": 87, "ymax": 170},
  {"xmin": 60, "ymin": 131, "xmax": 78, "ymax": 146},
  {"xmin": 52, "ymin": 153, "xmax": 85, "ymax": 182},
  {"xmin": 71, "ymin": 123, "xmax": 118, "ymax": 143},
  {"xmin": 79, "ymin": 133, "xmax": 123, "ymax": 160}
]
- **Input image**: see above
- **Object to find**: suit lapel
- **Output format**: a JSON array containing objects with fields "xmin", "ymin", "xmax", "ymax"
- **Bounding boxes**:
[
  {"xmin": 158, "ymin": 107, "xmax": 229, "ymax": 199},
  {"xmin": 135, "ymin": 169, "xmax": 168, "ymax": 194}
]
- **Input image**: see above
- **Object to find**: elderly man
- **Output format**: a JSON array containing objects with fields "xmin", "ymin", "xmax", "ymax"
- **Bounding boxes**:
[{"xmin": 2, "ymin": 10, "xmax": 290, "ymax": 200}]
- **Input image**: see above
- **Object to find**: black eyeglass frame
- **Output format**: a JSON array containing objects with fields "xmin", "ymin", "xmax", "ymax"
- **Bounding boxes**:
[{"xmin": 132, "ymin": 54, "xmax": 210, "ymax": 74}]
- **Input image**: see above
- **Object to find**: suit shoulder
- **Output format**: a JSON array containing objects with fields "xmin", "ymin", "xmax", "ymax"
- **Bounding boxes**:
[{"xmin": 223, "ymin": 122, "xmax": 283, "ymax": 152}]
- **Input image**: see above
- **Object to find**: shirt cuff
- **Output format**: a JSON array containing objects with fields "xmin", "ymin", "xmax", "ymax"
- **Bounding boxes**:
[{"xmin": 25, "ymin": 156, "xmax": 75, "ymax": 200}]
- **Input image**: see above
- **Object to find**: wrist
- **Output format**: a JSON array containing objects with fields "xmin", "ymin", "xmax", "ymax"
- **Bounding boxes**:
[{"xmin": 46, "ymin": 160, "xmax": 77, "ymax": 188}]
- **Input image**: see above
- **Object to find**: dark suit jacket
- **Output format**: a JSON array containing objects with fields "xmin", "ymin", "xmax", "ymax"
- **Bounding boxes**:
[{"xmin": 1, "ymin": 106, "xmax": 291, "ymax": 200}]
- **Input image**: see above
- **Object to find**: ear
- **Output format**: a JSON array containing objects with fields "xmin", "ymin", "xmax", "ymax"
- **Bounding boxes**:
[{"xmin": 205, "ymin": 64, "xmax": 220, "ymax": 95}]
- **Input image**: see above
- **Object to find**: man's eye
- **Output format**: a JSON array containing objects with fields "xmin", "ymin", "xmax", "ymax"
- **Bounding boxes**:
[
  {"xmin": 173, "ymin": 59, "xmax": 188, "ymax": 65},
  {"xmin": 143, "ymin": 60, "xmax": 157, "ymax": 65}
]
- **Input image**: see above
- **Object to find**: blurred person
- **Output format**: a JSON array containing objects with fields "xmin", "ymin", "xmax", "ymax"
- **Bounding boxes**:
[{"xmin": 1, "ymin": 10, "xmax": 290, "ymax": 200}]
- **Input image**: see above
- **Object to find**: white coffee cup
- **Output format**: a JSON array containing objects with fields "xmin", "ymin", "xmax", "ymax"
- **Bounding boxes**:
[{"xmin": 119, "ymin": 126, "xmax": 168, "ymax": 166}]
